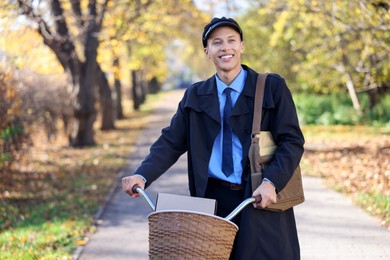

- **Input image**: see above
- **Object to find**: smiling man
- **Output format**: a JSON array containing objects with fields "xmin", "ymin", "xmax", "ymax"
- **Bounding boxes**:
[
  {"xmin": 203, "ymin": 21, "xmax": 244, "ymax": 84},
  {"xmin": 122, "ymin": 17, "xmax": 304, "ymax": 259}
]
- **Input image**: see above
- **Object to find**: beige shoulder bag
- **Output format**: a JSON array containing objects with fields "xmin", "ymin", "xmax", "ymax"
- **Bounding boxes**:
[{"xmin": 249, "ymin": 73, "xmax": 305, "ymax": 212}]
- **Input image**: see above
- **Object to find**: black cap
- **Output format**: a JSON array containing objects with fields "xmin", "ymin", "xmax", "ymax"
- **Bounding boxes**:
[{"xmin": 202, "ymin": 17, "xmax": 243, "ymax": 47}]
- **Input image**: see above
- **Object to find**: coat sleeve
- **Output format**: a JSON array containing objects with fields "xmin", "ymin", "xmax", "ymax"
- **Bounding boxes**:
[
  {"xmin": 261, "ymin": 74, "xmax": 305, "ymax": 192},
  {"xmin": 133, "ymin": 90, "xmax": 189, "ymax": 188}
]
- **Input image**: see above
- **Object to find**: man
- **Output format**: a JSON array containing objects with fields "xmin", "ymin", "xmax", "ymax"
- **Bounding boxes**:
[{"xmin": 122, "ymin": 17, "xmax": 304, "ymax": 259}]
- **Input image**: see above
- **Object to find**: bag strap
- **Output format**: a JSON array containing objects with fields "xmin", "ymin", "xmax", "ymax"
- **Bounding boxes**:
[{"xmin": 252, "ymin": 73, "xmax": 269, "ymax": 135}]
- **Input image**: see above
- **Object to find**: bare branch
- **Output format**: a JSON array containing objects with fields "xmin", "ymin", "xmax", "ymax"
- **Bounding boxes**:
[
  {"xmin": 70, "ymin": 0, "xmax": 84, "ymax": 27},
  {"xmin": 50, "ymin": 0, "xmax": 69, "ymax": 37},
  {"xmin": 17, "ymin": 0, "xmax": 57, "ymax": 43},
  {"xmin": 17, "ymin": 0, "xmax": 79, "ymax": 72},
  {"xmin": 96, "ymin": 0, "xmax": 110, "ymax": 31}
]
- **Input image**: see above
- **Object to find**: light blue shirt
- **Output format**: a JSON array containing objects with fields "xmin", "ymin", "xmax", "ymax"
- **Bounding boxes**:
[{"xmin": 208, "ymin": 68, "xmax": 247, "ymax": 184}]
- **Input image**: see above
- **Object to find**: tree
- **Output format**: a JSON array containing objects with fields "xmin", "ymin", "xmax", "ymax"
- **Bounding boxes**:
[
  {"xmin": 16, "ymin": 0, "xmax": 111, "ymax": 147},
  {"xmin": 242, "ymin": 0, "xmax": 389, "ymax": 114},
  {"xmin": 97, "ymin": 0, "xmax": 154, "ymax": 116},
  {"xmin": 100, "ymin": 0, "xmax": 209, "ymax": 111}
]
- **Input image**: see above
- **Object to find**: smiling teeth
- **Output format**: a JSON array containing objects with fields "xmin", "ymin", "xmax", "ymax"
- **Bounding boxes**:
[{"xmin": 221, "ymin": 55, "xmax": 233, "ymax": 59}]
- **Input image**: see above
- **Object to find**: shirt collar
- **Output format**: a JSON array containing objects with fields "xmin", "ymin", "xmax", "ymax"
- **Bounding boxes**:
[{"xmin": 215, "ymin": 67, "xmax": 246, "ymax": 95}]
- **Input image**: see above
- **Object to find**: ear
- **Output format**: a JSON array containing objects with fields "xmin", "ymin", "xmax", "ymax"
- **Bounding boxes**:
[
  {"xmin": 240, "ymin": 41, "xmax": 245, "ymax": 53},
  {"xmin": 204, "ymin": 48, "xmax": 211, "ymax": 59}
]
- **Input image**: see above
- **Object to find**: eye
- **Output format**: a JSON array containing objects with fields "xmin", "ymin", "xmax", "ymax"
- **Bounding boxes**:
[{"xmin": 213, "ymin": 40, "xmax": 222, "ymax": 46}]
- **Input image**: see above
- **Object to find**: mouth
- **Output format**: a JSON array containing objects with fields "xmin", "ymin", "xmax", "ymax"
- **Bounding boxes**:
[{"xmin": 220, "ymin": 54, "xmax": 234, "ymax": 60}]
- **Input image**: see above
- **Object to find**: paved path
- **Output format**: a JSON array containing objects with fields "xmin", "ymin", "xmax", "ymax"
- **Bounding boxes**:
[{"xmin": 76, "ymin": 89, "xmax": 390, "ymax": 260}]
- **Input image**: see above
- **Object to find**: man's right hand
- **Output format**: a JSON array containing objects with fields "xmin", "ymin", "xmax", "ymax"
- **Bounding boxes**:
[{"xmin": 122, "ymin": 175, "xmax": 146, "ymax": 198}]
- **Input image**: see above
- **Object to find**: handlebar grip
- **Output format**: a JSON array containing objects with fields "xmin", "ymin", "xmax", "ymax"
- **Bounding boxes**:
[
  {"xmin": 132, "ymin": 185, "xmax": 142, "ymax": 194},
  {"xmin": 130, "ymin": 185, "xmax": 156, "ymax": 211},
  {"xmin": 253, "ymin": 194, "xmax": 262, "ymax": 204}
]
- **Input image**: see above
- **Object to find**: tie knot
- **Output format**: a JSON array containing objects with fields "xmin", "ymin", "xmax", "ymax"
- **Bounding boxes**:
[{"xmin": 224, "ymin": 88, "xmax": 232, "ymax": 95}]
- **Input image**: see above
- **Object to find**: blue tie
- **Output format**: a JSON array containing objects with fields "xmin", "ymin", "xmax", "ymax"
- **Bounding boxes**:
[{"xmin": 222, "ymin": 88, "xmax": 234, "ymax": 177}]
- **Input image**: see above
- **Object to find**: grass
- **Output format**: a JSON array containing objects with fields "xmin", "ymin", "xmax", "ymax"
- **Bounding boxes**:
[
  {"xmin": 1, "ymin": 219, "xmax": 88, "ymax": 259},
  {"xmin": 356, "ymin": 193, "xmax": 390, "ymax": 222},
  {"xmin": 0, "ymin": 91, "xmax": 164, "ymax": 259}
]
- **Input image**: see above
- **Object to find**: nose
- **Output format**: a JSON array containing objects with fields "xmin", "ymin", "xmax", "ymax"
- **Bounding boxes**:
[{"xmin": 220, "ymin": 42, "xmax": 230, "ymax": 51}]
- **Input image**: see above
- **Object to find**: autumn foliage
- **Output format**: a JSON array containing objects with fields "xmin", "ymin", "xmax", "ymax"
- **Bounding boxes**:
[
  {"xmin": 0, "ymin": 67, "xmax": 29, "ymax": 172},
  {"xmin": 302, "ymin": 126, "xmax": 390, "ymax": 227},
  {"xmin": 0, "ymin": 66, "xmax": 73, "ymax": 173}
]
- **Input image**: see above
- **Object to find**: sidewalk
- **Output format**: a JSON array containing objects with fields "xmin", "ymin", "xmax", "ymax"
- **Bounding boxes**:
[{"xmin": 76, "ymin": 89, "xmax": 390, "ymax": 260}]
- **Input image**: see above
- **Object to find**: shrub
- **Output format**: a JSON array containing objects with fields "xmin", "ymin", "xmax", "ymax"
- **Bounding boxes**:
[
  {"xmin": 13, "ymin": 70, "xmax": 73, "ymax": 142},
  {"xmin": 0, "ymin": 68, "xmax": 29, "ymax": 171},
  {"xmin": 1, "ymin": 67, "xmax": 73, "ymax": 172},
  {"xmin": 368, "ymin": 94, "xmax": 390, "ymax": 124},
  {"xmin": 294, "ymin": 92, "xmax": 389, "ymax": 126}
]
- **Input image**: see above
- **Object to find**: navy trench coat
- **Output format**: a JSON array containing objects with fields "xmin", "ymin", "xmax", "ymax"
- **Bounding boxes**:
[{"xmin": 135, "ymin": 65, "xmax": 304, "ymax": 259}]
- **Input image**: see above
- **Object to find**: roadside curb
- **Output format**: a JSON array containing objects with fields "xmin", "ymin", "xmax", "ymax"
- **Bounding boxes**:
[{"xmin": 72, "ymin": 168, "xmax": 127, "ymax": 260}]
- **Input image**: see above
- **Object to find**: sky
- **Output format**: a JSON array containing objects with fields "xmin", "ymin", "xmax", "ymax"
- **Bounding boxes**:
[{"xmin": 193, "ymin": 0, "xmax": 250, "ymax": 18}]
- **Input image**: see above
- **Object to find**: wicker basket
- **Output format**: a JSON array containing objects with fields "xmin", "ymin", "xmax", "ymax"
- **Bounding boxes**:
[{"xmin": 148, "ymin": 210, "xmax": 239, "ymax": 259}]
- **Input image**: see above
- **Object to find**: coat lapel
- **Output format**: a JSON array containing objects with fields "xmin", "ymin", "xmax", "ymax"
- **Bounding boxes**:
[
  {"xmin": 230, "ymin": 67, "xmax": 257, "ymax": 135},
  {"xmin": 231, "ymin": 66, "xmax": 257, "ymax": 117},
  {"xmin": 198, "ymin": 77, "xmax": 221, "ymax": 124}
]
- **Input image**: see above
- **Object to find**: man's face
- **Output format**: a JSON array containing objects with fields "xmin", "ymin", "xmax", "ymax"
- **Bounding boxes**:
[{"xmin": 204, "ymin": 26, "xmax": 244, "ymax": 75}]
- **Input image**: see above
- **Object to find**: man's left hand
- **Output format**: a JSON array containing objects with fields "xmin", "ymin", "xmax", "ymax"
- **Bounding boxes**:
[{"xmin": 252, "ymin": 180, "xmax": 277, "ymax": 208}]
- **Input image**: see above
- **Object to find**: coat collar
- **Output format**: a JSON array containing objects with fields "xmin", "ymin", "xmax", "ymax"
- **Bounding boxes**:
[
  {"xmin": 231, "ymin": 65, "xmax": 257, "ymax": 117},
  {"xmin": 186, "ymin": 65, "xmax": 259, "ymax": 123},
  {"xmin": 196, "ymin": 65, "xmax": 258, "ymax": 97}
]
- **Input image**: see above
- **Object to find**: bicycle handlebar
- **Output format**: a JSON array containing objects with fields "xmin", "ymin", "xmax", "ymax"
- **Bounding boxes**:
[{"xmin": 132, "ymin": 186, "xmax": 261, "ymax": 221}]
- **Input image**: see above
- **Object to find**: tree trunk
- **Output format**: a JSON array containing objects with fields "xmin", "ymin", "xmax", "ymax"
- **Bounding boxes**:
[
  {"xmin": 71, "ymin": 3, "xmax": 101, "ymax": 146},
  {"xmin": 113, "ymin": 57, "xmax": 124, "ymax": 119},
  {"xmin": 344, "ymin": 71, "xmax": 362, "ymax": 115},
  {"xmin": 336, "ymin": 35, "xmax": 362, "ymax": 115},
  {"xmin": 71, "ymin": 69, "xmax": 97, "ymax": 147},
  {"xmin": 97, "ymin": 65, "xmax": 115, "ymax": 130},
  {"xmin": 140, "ymin": 71, "xmax": 148, "ymax": 104},
  {"xmin": 367, "ymin": 88, "xmax": 379, "ymax": 110},
  {"xmin": 115, "ymin": 77, "xmax": 124, "ymax": 119},
  {"xmin": 132, "ymin": 70, "xmax": 143, "ymax": 111},
  {"xmin": 149, "ymin": 77, "xmax": 160, "ymax": 94},
  {"xmin": 71, "ymin": 109, "xmax": 96, "ymax": 147}
]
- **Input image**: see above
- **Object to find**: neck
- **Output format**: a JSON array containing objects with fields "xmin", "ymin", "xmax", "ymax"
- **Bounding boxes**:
[{"xmin": 216, "ymin": 66, "xmax": 241, "ymax": 85}]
